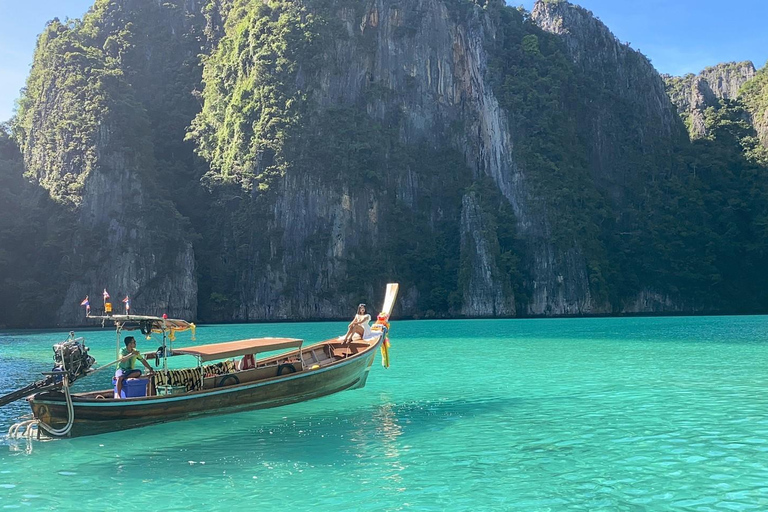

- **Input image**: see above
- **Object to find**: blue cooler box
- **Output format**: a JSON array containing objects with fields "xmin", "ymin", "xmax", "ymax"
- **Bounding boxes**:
[{"xmin": 112, "ymin": 377, "xmax": 149, "ymax": 398}]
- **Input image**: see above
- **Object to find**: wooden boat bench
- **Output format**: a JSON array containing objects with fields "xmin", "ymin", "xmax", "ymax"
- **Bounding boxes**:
[
  {"xmin": 202, "ymin": 366, "xmax": 275, "ymax": 389},
  {"xmin": 329, "ymin": 342, "xmax": 366, "ymax": 359},
  {"xmin": 331, "ymin": 347, "xmax": 352, "ymax": 358},
  {"xmin": 302, "ymin": 346, "xmax": 334, "ymax": 367}
]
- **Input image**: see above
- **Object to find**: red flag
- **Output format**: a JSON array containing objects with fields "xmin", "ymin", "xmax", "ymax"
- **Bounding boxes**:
[{"xmin": 80, "ymin": 296, "xmax": 90, "ymax": 315}]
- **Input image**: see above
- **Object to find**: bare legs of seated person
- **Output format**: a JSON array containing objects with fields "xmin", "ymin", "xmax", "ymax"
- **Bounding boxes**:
[
  {"xmin": 115, "ymin": 368, "xmax": 141, "ymax": 398},
  {"xmin": 343, "ymin": 324, "xmax": 364, "ymax": 344}
]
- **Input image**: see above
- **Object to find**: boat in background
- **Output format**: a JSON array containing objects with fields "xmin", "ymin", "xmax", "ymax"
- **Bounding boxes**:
[{"xmin": 4, "ymin": 284, "xmax": 399, "ymax": 438}]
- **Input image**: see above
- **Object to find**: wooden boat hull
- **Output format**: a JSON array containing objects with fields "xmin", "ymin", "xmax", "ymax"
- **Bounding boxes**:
[{"xmin": 28, "ymin": 337, "xmax": 381, "ymax": 437}]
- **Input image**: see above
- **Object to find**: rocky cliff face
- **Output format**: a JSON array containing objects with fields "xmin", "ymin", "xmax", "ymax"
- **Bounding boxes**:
[
  {"xmin": 8, "ymin": 0, "xmax": 764, "ymax": 327},
  {"xmin": 665, "ymin": 61, "xmax": 756, "ymax": 138},
  {"xmin": 188, "ymin": 0, "xmax": 529, "ymax": 319},
  {"xmin": 739, "ymin": 63, "xmax": 768, "ymax": 148},
  {"xmin": 13, "ymin": 3, "xmax": 200, "ymax": 325},
  {"xmin": 213, "ymin": 0, "xmax": 634, "ymax": 318},
  {"xmin": 529, "ymin": 0, "xmax": 691, "ymax": 311},
  {"xmin": 212, "ymin": 0, "xmax": 696, "ymax": 318},
  {"xmin": 305, "ymin": 0, "xmax": 538, "ymax": 317},
  {"xmin": 532, "ymin": 0, "xmax": 683, "ymax": 189},
  {"xmin": 460, "ymin": 193, "xmax": 514, "ymax": 316},
  {"xmin": 700, "ymin": 62, "xmax": 756, "ymax": 100}
]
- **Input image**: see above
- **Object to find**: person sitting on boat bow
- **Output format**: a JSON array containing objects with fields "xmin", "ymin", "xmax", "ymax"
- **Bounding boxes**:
[
  {"xmin": 342, "ymin": 303, "xmax": 371, "ymax": 343},
  {"xmin": 115, "ymin": 336, "xmax": 154, "ymax": 399}
]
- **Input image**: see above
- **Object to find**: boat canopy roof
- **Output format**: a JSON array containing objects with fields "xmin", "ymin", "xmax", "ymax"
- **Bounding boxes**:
[
  {"xmin": 90, "ymin": 314, "xmax": 194, "ymax": 333},
  {"xmin": 171, "ymin": 337, "xmax": 303, "ymax": 362}
]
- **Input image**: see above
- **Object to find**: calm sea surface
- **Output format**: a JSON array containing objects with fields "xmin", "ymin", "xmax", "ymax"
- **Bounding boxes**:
[{"xmin": 1, "ymin": 316, "xmax": 768, "ymax": 511}]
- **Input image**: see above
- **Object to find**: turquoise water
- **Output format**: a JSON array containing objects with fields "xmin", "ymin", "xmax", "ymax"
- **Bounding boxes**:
[{"xmin": 2, "ymin": 316, "xmax": 768, "ymax": 510}]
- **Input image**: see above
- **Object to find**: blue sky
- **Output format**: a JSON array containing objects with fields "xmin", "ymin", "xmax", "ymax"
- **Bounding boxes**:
[
  {"xmin": 1, "ymin": 0, "xmax": 767, "ymax": 122},
  {"xmin": 0, "ymin": 0, "xmax": 94, "ymax": 123},
  {"xmin": 518, "ymin": 0, "xmax": 768, "ymax": 75}
]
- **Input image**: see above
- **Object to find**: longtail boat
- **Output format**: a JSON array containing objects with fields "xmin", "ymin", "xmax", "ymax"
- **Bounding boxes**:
[{"xmin": 4, "ymin": 284, "xmax": 398, "ymax": 438}]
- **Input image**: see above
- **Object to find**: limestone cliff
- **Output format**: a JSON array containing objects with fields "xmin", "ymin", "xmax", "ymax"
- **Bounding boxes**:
[
  {"xmin": 188, "ymin": 0, "xmax": 522, "ymax": 319},
  {"xmin": 6, "ymin": 0, "xmax": 767, "ymax": 327},
  {"xmin": 13, "ymin": 3, "xmax": 200, "ymax": 325},
  {"xmin": 460, "ymin": 193, "xmax": 514, "ymax": 316},
  {"xmin": 531, "ymin": 0, "xmax": 684, "ymax": 191},
  {"xmin": 740, "ymin": 63, "xmax": 768, "ymax": 148},
  {"xmin": 665, "ymin": 61, "xmax": 756, "ymax": 138},
  {"xmin": 191, "ymin": 0, "xmax": 638, "ymax": 318},
  {"xmin": 701, "ymin": 62, "xmax": 757, "ymax": 99},
  {"xmin": 528, "ymin": 0, "xmax": 690, "ymax": 311}
]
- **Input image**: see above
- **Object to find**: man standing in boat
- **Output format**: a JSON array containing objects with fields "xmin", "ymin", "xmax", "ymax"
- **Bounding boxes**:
[{"xmin": 115, "ymin": 336, "xmax": 154, "ymax": 398}]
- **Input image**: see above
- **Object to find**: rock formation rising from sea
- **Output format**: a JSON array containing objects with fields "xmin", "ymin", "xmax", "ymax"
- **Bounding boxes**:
[{"xmin": 1, "ymin": 0, "xmax": 767, "ymax": 327}]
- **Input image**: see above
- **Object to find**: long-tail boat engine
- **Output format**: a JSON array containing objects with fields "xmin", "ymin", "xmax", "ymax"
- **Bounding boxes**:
[
  {"xmin": 52, "ymin": 336, "xmax": 96, "ymax": 383},
  {"xmin": 0, "ymin": 334, "xmax": 96, "ymax": 408}
]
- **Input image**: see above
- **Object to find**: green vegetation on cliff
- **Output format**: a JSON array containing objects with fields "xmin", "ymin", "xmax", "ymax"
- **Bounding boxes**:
[
  {"xmin": 8, "ymin": 2, "xmax": 201, "ymax": 326},
  {"xmin": 12, "ymin": 17, "xmax": 128, "ymax": 207},
  {"xmin": 4, "ymin": 0, "xmax": 768, "ymax": 327},
  {"xmin": 188, "ymin": 0, "xmax": 326, "ymax": 190},
  {"xmin": 488, "ymin": 6, "xmax": 616, "ymax": 305},
  {"xmin": 740, "ymin": 61, "xmax": 768, "ymax": 149},
  {"xmin": 0, "ymin": 128, "xmax": 72, "ymax": 326},
  {"xmin": 187, "ymin": 0, "xmax": 475, "ymax": 318},
  {"xmin": 487, "ymin": 3, "xmax": 768, "ymax": 312}
]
